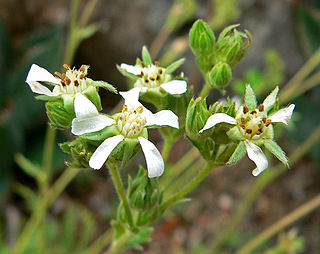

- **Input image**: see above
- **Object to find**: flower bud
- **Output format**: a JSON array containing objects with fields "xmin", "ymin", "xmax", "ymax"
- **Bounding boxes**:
[
  {"xmin": 215, "ymin": 24, "xmax": 252, "ymax": 66},
  {"xmin": 46, "ymin": 100, "xmax": 75, "ymax": 129},
  {"xmin": 189, "ymin": 19, "xmax": 216, "ymax": 55},
  {"xmin": 208, "ymin": 62, "xmax": 232, "ymax": 90}
]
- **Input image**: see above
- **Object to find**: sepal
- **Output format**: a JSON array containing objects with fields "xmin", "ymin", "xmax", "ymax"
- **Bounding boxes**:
[{"xmin": 46, "ymin": 100, "xmax": 75, "ymax": 129}]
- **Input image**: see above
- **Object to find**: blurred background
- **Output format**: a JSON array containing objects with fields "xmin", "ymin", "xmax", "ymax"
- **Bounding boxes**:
[{"xmin": 0, "ymin": 0, "xmax": 319, "ymax": 253}]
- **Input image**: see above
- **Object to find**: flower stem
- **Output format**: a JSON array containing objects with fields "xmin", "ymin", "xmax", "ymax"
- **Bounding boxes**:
[
  {"xmin": 161, "ymin": 136, "xmax": 174, "ymax": 163},
  {"xmin": 208, "ymin": 124, "xmax": 320, "ymax": 254},
  {"xmin": 109, "ymin": 165, "xmax": 135, "ymax": 230},
  {"xmin": 199, "ymin": 81, "xmax": 211, "ymax": 98},
  {"xmin": 236, "ymin": 194, "xmax": 320, "ymax": 254},
  {"xmin": 161, "ymin": 161, "xmax": 217, "ymax": 212}
]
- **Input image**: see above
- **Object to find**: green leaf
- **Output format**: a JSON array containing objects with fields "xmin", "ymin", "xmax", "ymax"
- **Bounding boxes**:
[
  {"xmin": 263, "ymin": 86, "xmax": 279, "ymax": 112},
  {"xmin": 264, "ymin": 139, "xmax": 289, "ymax": 167},
  {"xmin": 111, "ymin": 220, "xmax": 126, "ymax": 240},
  {"xmin": 92, "ymin": 80, "xmax": 117, "ymax": 93},
  {"xmin": 14, "ymin": 153, "xmax": 42, "ymax": 180},
  {"xmin": 165, "ymin": 58, "xmax": 185, "ymax": 74},
  {"xmin": 227, "ymin": 141, "xmax": 246, "ymax": 164},
  {"xmin": 244, "ymin": 84, "xmax": 257, "ymax": 109},
  {"xmin": 142, "ymin": 46, "xmax": 152, "ymax": 65},
  {"xmin": 78, "ymin": 23, "xmax": 100, "ymax": 40}
]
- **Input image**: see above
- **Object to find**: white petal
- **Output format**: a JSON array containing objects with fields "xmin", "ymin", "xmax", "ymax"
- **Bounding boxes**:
[
  {"xmin": 199, "ymin": 113, "xmax": 237, "ymax": 133},
  {"xmin": 160, "ymin": 80, "xmax": 187, "ymax": 95},
  {"xmin": 26, "ymin": 64, "xmax": 60, "ymax": 95},
  {"xmin": 74, "ymin": 93, "xmax": 99, "ymax": 118},
  {"xmin": 138, "ymin": 137, "xmax": 164, "ymax": 178},
  {"xmin": 119, "ymin": 88, "xmax": 142, "ymax": 110},
  {"xmin": 71, "ymin": 115, "xmax": 115, "ymax": 135},
  {"xmin": 120, "ymin": 63, "xmax": 141, "ymax": 75},
  {"xmin": 145, "ymin": 110, "xmax": 179, "ymax": 129},
  {"xmin": 89, "ymin": 135, "xmax": 124, "ymax": 170},
  {"xmin": 268, "ymin": 104, "xmax": 295, "ymax": 125},
  {"xmin": 244, "ymin": 140, "xmax": 268, "ymax": 176}
]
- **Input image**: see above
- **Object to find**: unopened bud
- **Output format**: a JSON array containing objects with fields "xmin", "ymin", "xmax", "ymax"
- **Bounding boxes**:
[{"xmin": 208, "ymin": 62, "xmax": 232, "ymax": 90}]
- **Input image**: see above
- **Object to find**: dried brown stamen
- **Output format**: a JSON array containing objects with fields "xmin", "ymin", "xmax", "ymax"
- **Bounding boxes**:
[
  {"xmin": 154, "ymin": 61, "xmax": 159, "ymax": 66},
  {"xmin": 262, "ymin": 117, "xmax": 267, "ymax": 124},
  {"xmin": 265, "ymin": 119, "xmax": 272, "ymax": 127},
  {"xmin": 240, "ymin": 123, "xmax": 246, "ymax": 129},
  {"xmin": 79, "ymin": 65, "xmax": 86, "ymax": 73},
  {"xmin": 145, "ymin": 79, "xmax": 149, "ymax": 83},
  {"xmin": 246, "ymin": 129, "xmax": 253, "ymax": 134},
  {"xmin": 55, "ymin": 72, "xmax": 62, "ymax": 79},
  {"xmin": 256, "ymin": 128, "xmax": 263, "ymax": 135},
  {"xmin": 158, "ymin": 69, "xmax": 163, "ymax": 74},
  {"xmin": 241, "ymin": 118, "xmax": 245, "ymax": 123},
  {"xmin": 150, "ymin": 77, "xmax": 155, "ymax": 81},
  {"xmin": 74, "ymin": 80, "xmax": 79, "ymax": 87},
  {"xmin": 156, "ymin": 75, "xmax": 160, "ymax": 80},
  {"xmin": 63, "ymin": 64, "xmax": 71, "ymax": 70},
  {"xmin": 250, "ymin": 110, "xmax": 257, "ymax": 115},
  {"xmin": 65, "ymin": 78, "xmax": 71, "ymax": 85},
  {"xmin": 141, "ymin": 62, "xmax": 145, "ymax": 67},
  {"xmin": 258, "ymin": 104, "xmax": 264, "ymax": 112},
  {"xmin": 243, "ymin": 105, "xmax": 249, "ymax": 114}
]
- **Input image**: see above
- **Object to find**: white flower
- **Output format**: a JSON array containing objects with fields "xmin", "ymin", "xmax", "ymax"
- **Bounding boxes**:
[
  {"xmin": 71, "ymin": 88, "xmax": 179, "ymax": 177},
  {"xmin": 26, "ymin": 64, "xmax": 91, "ymax": 96},
  {"xmin": 199, "ymin": 103, "xmax": 295, "ymax": 176},
  {"xmin": 120, "ymin": 63, "xmax": 187, "ymax": 95}
]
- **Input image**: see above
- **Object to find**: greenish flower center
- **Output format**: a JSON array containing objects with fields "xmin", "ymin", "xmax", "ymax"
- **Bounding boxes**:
[
  {"xmin": 117, "ymin": 105, "xmax": 146, "ymax": 138},
  {"xmin": 53, "ymin": 64, "xmax": 89, "ymax": 95},
  {"xmin": 137, "ymin": 63, "xmax": 167, "ymax": 88},
  {"xmin": 238, "ymin": 104, "xmax": 272, "ymax": 140}
]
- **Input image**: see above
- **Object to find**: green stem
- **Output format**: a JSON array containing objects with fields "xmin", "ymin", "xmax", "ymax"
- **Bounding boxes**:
[
  {"xmin": 199, "ymin": 81, "xmax": 211, "ymax": 98},
  {"xmin": 236, "ymin": 194, "xmax": 320, "ymax": 254},
  {"xmin": 209, "ymin": 124, "xmax": 320, "ymax": 254},
  {"xmin": 109, "ymin": 165, "xmax": 135, "ymax": 230},
  {"xmin": 161, "ymin": 161, "xmax": 217, "ymax": 212},
  {"xmin": 84, "ymin": 229, "xmax": 112, "ymax": 254},
  {"xmin": 42, "ymin": 125, "xmax": 56, "ymax": 190}
]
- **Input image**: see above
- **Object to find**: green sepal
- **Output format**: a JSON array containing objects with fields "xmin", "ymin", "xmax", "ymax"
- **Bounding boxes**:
[
  {"xmin": 120, "ymin": 138, "xmax": 140, "ymax": 169},
  {"xmin": 226, "ymin": 126, "xmax": 243, "ymax": 142},
  {"xmin": 80, "ymin": 125, "xmax": 118, "ymax": 141},
  {"xmin": 91, "ymin": 80, "xmax": 117, "ymax": 94},
  {"xmin": 225, "ymin": 41, "xmax": 241, "ymax": 66},
  {"xmin": 46, "ymin": 100, "xmax": 75, "ymax": 129},
  {"xmin": 263, "ymin": 86, "xmax": 279, "ymax": 112},
  {"xmin": 62, "ymin": 94, "xmax": 74, "ymax": 113},
  {"xmin": 35, "ymin": 95, "xmax": 60, "ymax": 101},
  {"xmin": 165, "ymin": 58, "xmax": 185, "ymax": 74},
  {"xmin": 116, "ymin": 64, "xmax": 139, "ymax": 80},
  {"xmin": 126, "ymin": 227, "xmax": 153, "ymax": 250},
  {"xmin": 217, "ymin": 24, "xmax": 240, "ymax": 42},
  {"xmin": 83, "ymin": 86, "xmax": 102, "ymax": 111},
  {"xmin": 264, "ymin": 139, "xmax": 289, "ymax": 167},
  {"xmin": 244, "ymin": 84, "xmax": 257, "ymax": 109},
  {"xmin": 227, "ymin": 141, "xmax": 246, "ymax": 164},
  {"xmin": 111, "ymin": 220, "xmax": 126, "ymax": 240},
  {"xmin": 142, "ymin": 46, "xmax": 152, "ymax": 66}
]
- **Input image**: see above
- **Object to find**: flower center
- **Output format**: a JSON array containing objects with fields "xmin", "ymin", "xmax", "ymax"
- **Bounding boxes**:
[
  {"xmin": 137, "ymin": 62, "xmax": 166, "ymax": 88},
  {"xmin": 54, "ymin": 64, "xmax": 89, "ymax": 94},
  {"xmin": 238, "ymin": 104, "xmax": 272, "ymax": 139},
  {"xmin": 117, "ymin": 105, "xmax": 146, "ymax": 138}
]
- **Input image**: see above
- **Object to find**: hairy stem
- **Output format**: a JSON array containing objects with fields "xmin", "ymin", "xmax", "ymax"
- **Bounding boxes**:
[{"xmin": 109, "ymin": 165, "xmax": 135, "ymax": 230}]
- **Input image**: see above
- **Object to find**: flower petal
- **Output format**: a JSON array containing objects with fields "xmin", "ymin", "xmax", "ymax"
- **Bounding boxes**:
[
  {"xmin": 26, "ymin": 64, "xmax": 60, "ymax": 95},
  {"xmin": 89, "ymin": 135, "xmax": 124, "ymax": 169},
  {"xmin": 120, "ymin": 63, "xmax": 141, "ymax": 75},
  {"xmin": 71, "ymin": 115, "xmax": 115, "ymax": 135},
  {"xmin": 199, "ymin": 113, "xmax": 237, "ymax": 133},
  {"xmin": 244, "ymin": 140, "xmax": 268, "ymax": 176},
  {"xmin": 268, "ymin": 104, "xmax": 295, "ymax": 125},
  {"xmin": 145, "ymin": 110, "xmax": 179, "ymax": 129},
  {"xmin": 119, "ymin": 88, "xmax": 142, "ymax": 110},
  {"xmin": 74, "ymin": 93, "xmax": 99, "ymax": 118},
  {"xmin": 138, "ymin": 137, "xmax": 164, "ymax": 178},
  {"xmin": 160, "ymin": 80, "xmax": 187, "ymax": 95}
]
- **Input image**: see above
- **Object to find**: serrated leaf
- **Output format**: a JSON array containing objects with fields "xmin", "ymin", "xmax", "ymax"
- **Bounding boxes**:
[
  {"xmin": 263, "ymin": 86, "xmax": 279, "ymax": 112},
  {"xmin": 142, "ymin": 46, "xmax": 152, "ymax": 65},
  {"xmin": 264, "ymin": 139, "xmax": 289, "ymax": 167},
  {"xmin": 111, "ymin": 220, "xmax": 126, "ymax": 240},
  {"xmin": 244, "ymin": 84, "xmax": 257, "ymax": 109},
  {"xmin": 92, "ymin": 80, "xmax": 117, "ymax": 93},
  {"xmin": 166, "ymin": 58, "xmax": 185, "ymax": 74},
  {"xmin": 227, "ymin": 141, "xmax": 246, "ymax": 164}
]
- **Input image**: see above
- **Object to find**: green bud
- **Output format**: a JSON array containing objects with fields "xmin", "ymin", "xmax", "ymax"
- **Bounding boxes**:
[
  {"xmin": 215, "ymin": 24, "xmax": 251, "ymax": 66},
  {"xmin": 186, "ymin": 98, "xmax": 212, "ymax": 140},
  {"xmin": 208, "ymin": 62, "xmax": 232, "ymax": 90},
  {"xmin": 46, "ymin": 100, "xmax": 75, "ymax": 129},
  {"xmin": 189, "ymin": 19, "xmax": 216, "ymax": 55}
]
